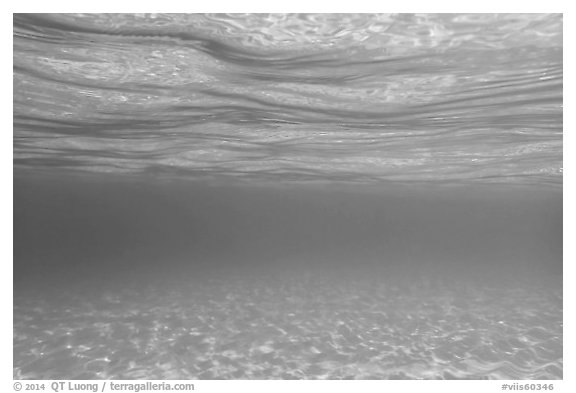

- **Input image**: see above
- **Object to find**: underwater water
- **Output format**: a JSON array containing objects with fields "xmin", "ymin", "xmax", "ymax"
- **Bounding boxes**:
[{"xmin": 13, "ymin": 14, "xmax": 562, "ymax": 380}]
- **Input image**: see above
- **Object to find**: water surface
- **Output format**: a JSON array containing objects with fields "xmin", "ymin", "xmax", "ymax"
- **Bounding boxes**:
[{"xmin": 13, "ymin": 13, "xmax": 562, "ymax": 185}]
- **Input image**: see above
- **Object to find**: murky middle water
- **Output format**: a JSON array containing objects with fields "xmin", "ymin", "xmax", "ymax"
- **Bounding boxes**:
[{"xmin": 13, "ymin": 14, "xmax": 562, "ymax": 380}]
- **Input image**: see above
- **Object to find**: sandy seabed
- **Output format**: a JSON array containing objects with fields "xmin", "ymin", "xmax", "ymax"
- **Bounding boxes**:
[{"xmin": 14, "ymin": 266, "xmax": 562, "ymax": 380}]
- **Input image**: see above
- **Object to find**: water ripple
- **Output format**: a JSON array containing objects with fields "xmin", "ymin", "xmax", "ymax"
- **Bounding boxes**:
[{"xmin": 13, "ymin": 13, "xmax": 562, "ymax": 186}]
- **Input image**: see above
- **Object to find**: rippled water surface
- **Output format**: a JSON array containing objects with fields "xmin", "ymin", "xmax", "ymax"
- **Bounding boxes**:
[{"xmin": 13, "ymin": 13, "xmax": 562, "ymax": 185}]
